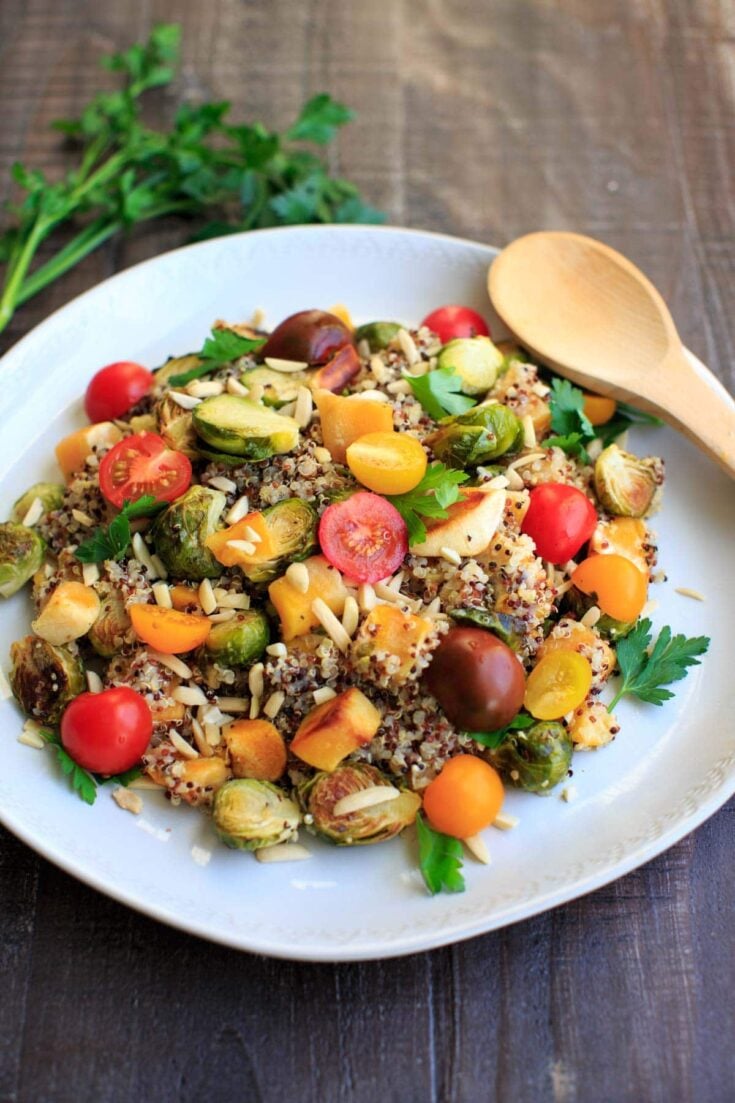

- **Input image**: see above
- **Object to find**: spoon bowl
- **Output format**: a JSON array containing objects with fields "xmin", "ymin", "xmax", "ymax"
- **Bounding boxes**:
[{"xmin": 488, "ymin": 231, "xmax": 735, "ymax": 478}]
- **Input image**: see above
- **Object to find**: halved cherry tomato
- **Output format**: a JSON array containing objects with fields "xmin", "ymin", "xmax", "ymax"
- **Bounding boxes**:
[
  {"xmin": 84, "ymin": 361, "xmax": 154, "ymax": 422},
  {"xmin": 346, "ymin": 431, "xmax": 428, "ymax": 495},
  {"xmin": 582, "ymin": 393, "xmax": 617, "ymax": 426},
  {"xmin": 423, "ymin": 755, "xmax": 504, "ymax": 838},
  {"xmin": 572, "ymin": 554, "xmax": 648, "ymax": 622},
  {"xmin": 129, "ymin": 603, "xmax": 211, "ymax": 653},
  {"xmin": 421, "ymin": 305, "xmax": 490, "ymax": 344},
  {"xmin": 99, "ymin": 432, "xmax": 192, "ymax": 508},
  {"xmin": 524, "ymin": 651, "xmax": 592, "ymax": 720},
  {"xmin": 520, "ymin": 483, "xmax": 597, "ymax": 565},
  {"xmin": 61, "ymin": 687, "xmax": 152, "ymax": 774},
  {"xmin": 318, "ymin": 490, "xmax": 408, "ymax": 584}
]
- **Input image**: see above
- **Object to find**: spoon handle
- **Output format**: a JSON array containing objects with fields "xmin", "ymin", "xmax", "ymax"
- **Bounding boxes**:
[{"xmin": 646, "ymin": 347, "xmax": 735, "ymax": 479}]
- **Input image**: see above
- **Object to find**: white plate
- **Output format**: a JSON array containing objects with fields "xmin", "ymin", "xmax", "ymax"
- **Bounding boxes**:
[{"xmin": 1, "ymin": 226, "xmax": 733, "ymax": 962}]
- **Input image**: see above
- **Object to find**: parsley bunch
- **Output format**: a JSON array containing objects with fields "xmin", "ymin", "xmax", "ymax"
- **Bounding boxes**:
[
  {"xmin": 75, "ymin": 495, "xmax": 164, "ymax": 564},
  {"xmin": 388, "ymin": 462, "xmax": 469, "ymax": 545},
  {"xmin": 466, "ymin": 712, "xmax": 534, "ymax": 750},
  {"xmin": 39, "ymin": 730, "xmax": 142, "ymax": 805},
  {"xmin": 0, "ymin": 25, "xmax": 382, "ymax": 337}
]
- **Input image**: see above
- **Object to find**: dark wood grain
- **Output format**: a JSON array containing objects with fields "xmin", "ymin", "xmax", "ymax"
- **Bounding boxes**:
[{"xmin": 1, "ymin": 2, "xmax": 733, "ymax": 1101}]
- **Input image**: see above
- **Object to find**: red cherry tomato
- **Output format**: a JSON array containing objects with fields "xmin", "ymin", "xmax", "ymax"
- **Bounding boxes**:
[
  {"xmin": 84, "ymin": 361, "xmax": 154, "ymax": 422},
  {"xmin": 521, "ymin": 484, "xmax": 597, "ymax": 565},
  {"xmin": 99, "ymin": 432, "xmax": 192, "ymax": 509},
  {"xmin": 421, "ymin": 305, "xmax": 490, "ymax": 344},
  {"xmin": 318, "ymin": 491, "xmax": 408, "ymax": 583},
  {"xmin": 61, "ymin": 687, "xmax": 153, "ymax": 774}
]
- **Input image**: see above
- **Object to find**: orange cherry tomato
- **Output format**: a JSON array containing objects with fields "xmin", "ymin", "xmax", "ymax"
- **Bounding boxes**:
[
  {"xmin": 583, "ymin": 394, "xmax": 617, "ymax": 426},
  {"xmin": 423, "ymin": 755, "xmax": 504, "ymax": 839},
  {"xmin": 572, "ymin": 553, "xmax": 648, "ymax": 622},
  {"xmin": 524, "ymin": 651, "xmax": 593, "ymax": 720},
  {"xmin": 129, "ymin": 603, "xmax": 211, "ymax": 653},
  {"xmin": 346, "ymin": 431, "xmax": 428, "ymax": 495}
]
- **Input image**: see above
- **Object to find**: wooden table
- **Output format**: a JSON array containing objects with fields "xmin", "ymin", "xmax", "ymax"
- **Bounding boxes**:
[{"xmin": 1, "ymin": 2, "xmax": 733, "ymax": 1100}]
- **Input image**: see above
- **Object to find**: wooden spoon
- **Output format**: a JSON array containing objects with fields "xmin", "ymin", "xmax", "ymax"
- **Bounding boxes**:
[{"xmin": 488, "ymin": 231, "xmax": 735, "ymax": 478}]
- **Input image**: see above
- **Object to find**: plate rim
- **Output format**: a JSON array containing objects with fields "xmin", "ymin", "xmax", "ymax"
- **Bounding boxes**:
[{"xmin": 0, "ymin": 222, "xmax": 732, "ymax": 962}]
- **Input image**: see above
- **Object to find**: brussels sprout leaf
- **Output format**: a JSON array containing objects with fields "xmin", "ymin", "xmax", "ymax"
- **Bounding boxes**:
[
  {"xmin": 416, "ymin": 813, "xmax": 465, "ymax": 895},
  {"xmin": 608, "ymin": 619, "xmax": 710, "ymax": 711},
  {"xmin": 39, "ymin": 730, "xmax": 98, "ymax": 805},
  {"xmin": 75, "ymin": 495, "xmax": 164, "ymax": 563},
  {"xmin": 405, "ymin": 367, "xmax": 477, "ymax": 421},
  {"xmin": 467, "ymin": 712, "xmax": 535, "ymax": 749},
  {"xmin": 387, "ymin": 462, "xmax": 469, "ymax": 545}
]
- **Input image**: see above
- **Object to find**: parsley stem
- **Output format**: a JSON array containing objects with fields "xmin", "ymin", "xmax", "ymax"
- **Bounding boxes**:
[
  {"xmin": 0, "ymin": 216, "xmax": 50, "ymax": 334},
  {"xmin": 607, "ymin": 687, "xmax": 624, "ymax": 713}
]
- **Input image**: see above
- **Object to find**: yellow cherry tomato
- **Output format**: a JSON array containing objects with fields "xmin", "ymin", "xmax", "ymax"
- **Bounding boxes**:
[
  {"xmin": 583, "ymin": 394, "xmax": 617, "ymax": 426},
  {"xmin": 524, "ymin": 651, "xmax": 593, "ymax": 720},
  {"xmin": 129, "ymin": 604, "xmax": 211, "ymax": 654},
  {"xmin": 572, "ymin": 554, "xmax": 648, "ymax": 622},
  {"xmin": 423, "ymin": 755, "xmax": 504, "ymax": 838},
  {"xmin": 346, "ymin": 431, "xmax": 428, "ymax": 495}
]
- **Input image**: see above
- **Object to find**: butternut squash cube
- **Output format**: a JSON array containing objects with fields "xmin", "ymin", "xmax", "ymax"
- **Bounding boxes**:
[
  {"xmin": 290, "ymin": 687, "xmax": 381, "ymax": 771},
  {"xmin": 314, "ymin": 389, "xmax": 393, "ymax": 463},
  {"xmin": 206, "ymin": 511, "xmax": 278, "ymax": 568},
  {"xmin": 353, "ymin": 604, "xmax": 434, "ymax": 683},
  {"xmin": 224, "ymin": 719, "xmax": 287, "ymax": 781},
  {"xmin": 268, "ymin": 554, "xmax": 347, "ymax": 640},
  {"xmin": 590, "ymin": 517, "xmax": 652, "ymax": 578},
  {"xmin": 32, "ymin": 581, "xmax": 101, "ymax": 645}
]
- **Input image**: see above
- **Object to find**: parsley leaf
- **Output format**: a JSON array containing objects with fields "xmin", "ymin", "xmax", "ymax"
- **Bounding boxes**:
[
  {"xmin": 416, "ymin": 813, "xmax": 465, "ymax": 895},
  {"xmin": 405, "ymin": 367, "xmax": 477, "ymax": 421},
  {"xmin": 607, "ymin": 618, "xmax": 710, "ymax": 711},
  {"xmin": 167, "ymin": 327, "xmax": 266, "ymax": 386},
  {"xmin": 545, "ymin": 430, "xmax": 591, "ymax": 465},
  {"xmin": 75, "ymin": 494, "xmax": 163, "ymax": 563},
  {"xmin": 99, "ymin": 765, "xmax": 143, "ymax": 787},
  {"xmin": 466, "ymin": 712, "xmax": 535, "ymax": 750},
  {"xmin": 549, "ymin": 378, "xmax": 594, "ymax": 438},
  {"xmin": 286, "ymin": 94, "xmax": 354, "ymax": 145},
  {"xmin": 39, "ymin": 730, "xmax": 98, "ymax": 805},
  {"xmin": 387, "ymin": 462, "xmax": 469, "ymax": 545},
  {"xmin": 595, "ymin": 402, "xmax": 665, "ymax": 448}
]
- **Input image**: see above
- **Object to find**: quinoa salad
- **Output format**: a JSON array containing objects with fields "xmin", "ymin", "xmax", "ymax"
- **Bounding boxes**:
[{"xmin": 1, "ymin": 303, "xmax": 708, "ymax": 892}]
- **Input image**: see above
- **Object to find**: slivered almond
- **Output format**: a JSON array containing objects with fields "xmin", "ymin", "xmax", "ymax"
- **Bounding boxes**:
[
  {"xmin": 172, "ymin": 685, "xmax": 208, "ymax": 706},
  {"xmin": 21, "ymin": 496, "xmax": 44, "ymax": 527},
  {"xmin": 112, "ymin": 787, "xmax": 143, "ymax": 814},
  {"xmin": 227, "ymin": 376, "xmax": 249, "ymax": 396},
  {"xmin": 169, "ymin": 730, "xmax": 199, "ymax": 759},
  {"xmin": 341, "ymin": 595, "xmax": 359, "ymax": 637},
  {"xmin": 152, "ymin": 581, "xmax": 172, "ymax": 608},
  {"xmin": 463, "ymin": 833, "xmax": 491, "ymax": 864},
  {"xmin": 198, "ymin": 578, "xmax": 217, "ymax": 615},
  {"xmin": 208, "ymin": 475, "xmax": 237, "ymax": 493},
  {"xmin": 311, "ymin": 598, "xmax": 351, "ymax": 653},
  {"xmin": 255, "ymin": 843, "xmax": 312, "ymax": 863},
  {"xmin": 226, "ymin": 538, "xmax": 256, "ymax": 556},
  {"xmin": 286, "ymin": 562, "xmax": 310, "ymax": 594},
  {"xmin": 493, "ymin": 812, "xmax": 520, "ymax": 831},
  {"xmin": 264, "ymin": 356, "xmax": 309, "ymax": 373},
  {"xmin": 333, "ymin": 786, "xmax": 401, "ymax": 817},
  {"xmin": 86, "ymin": 670, "xmax": 103, "ymax": 694},
  {"xmin": 225, "ymin": 496, "xmax": 250, "ymax": 524},
  {"xmin": 147, "ymin": 651, "xmax": 192, "ymax": 679},
  {"xmin": 169, "ymin": 391, "xmax": 201, "ymax": 410},
  {"xmin": 82, "ymin": 562, "xmax": 100, "ymax": 587},
  {"xmin": 217, "ymin": 592, "xmax": 250, "ymax": 609}
]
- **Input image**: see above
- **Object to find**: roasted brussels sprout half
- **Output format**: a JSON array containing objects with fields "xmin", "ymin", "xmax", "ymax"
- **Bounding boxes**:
[
  {"xmin": 436, "ymin": 337, "xmax": 504, "ymax": 396},
  {"xmin": 489, "ymin": 721, "xmax": 572, "ymax": 793},
  {"xmin": 450, "ymin": 607, "xmax": 526, "ymax": 652},
  {"xmin": 297, "ymin": 764, "xmax": 421, "ymax": 845},
  {"xmin": 212, "ymin": 778, "xmax": 301, "ymax": 850},
  {"xmin": 242, "ymin": 499, "xmax": 318, "ymax": 583},
  {"xmin": 427, "ymin": 402, "xmax": 524, "ymax": 468},
  {"xmin": 9, "ymin": 635, "xmax": 85, "ymax": 724},
  {"xmin": 152, "ymin": 353, "xmax": 203, "ymax": 391},
  {"xmin": 155, "ymin": 392, "xmax": 200, "ymax": 458},
  {"xmin": 353, "ymin": 321, "xmax": 401, "ymax": 351},
  {"xmin": 240, "ymin": 366, "xmax": 312, "ymax": 408},
  {"xmin": 192, "ymin": 394, "xmax": 300, "ymax": 459},
  {"xmin": 11, "ymin": 483, "xmax": 64, "ymax": 524},
  {"xmin": 594, "ymin": 444, "xmax": 661, "ymax": 518},
  {"xmin": 151, "ymin": 486, "xmax": 225, "ymax": 581},
  {"xmin": 88, "ymin": 587, "xmax": 133, "ymax": 656},
  {"xmin": 205, "ymin": 609, "xmax": 270, "ymax": 665},
  {"xmin": 0, "ymin": 523, "xmax": 46, "ymax": 599}
]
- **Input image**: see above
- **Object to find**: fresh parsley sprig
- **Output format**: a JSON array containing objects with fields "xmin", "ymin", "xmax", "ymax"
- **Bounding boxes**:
[
  {"xmin": 546, "ymin": 378, "xmax": 664, "ymax": 459},
  {"xmin": 0, "ymin": 26, "xmax": 382, "ymax": 338},
  {"xmin": 167, "ymin": 327, "xmax": 266, "ymax": 387},
  {"xmin": 388, "ymin": 462, "xmax": 469, "ymax": 545},
  {"xmin": 75, "ymin": 494, "xmax": 164, "ymax": 564},
  {"xmin": 39, "ymin": 729, "xmax": 98, "ymax": 805},
  {"xmin": 416, "ymin": 813, "xmax": 465, "ymax": 895},
  {"xmin": 466, "ymin": 712, "xmax": 535, "ymax": 750},
  {"xmin": 607, "ymin": 618, "xmax": 710, "ymax": 712},
  {"xmin": 595, "ymin": 402, "xmax": 665, "ymax": 448},
  {"xmin": 404, "ymin": 367, "xmax": 477, "ymax": 421}
]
